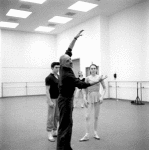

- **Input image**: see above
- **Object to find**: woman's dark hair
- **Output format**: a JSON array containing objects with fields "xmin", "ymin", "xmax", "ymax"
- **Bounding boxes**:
[
  {"xmin": 90, "ymin": 64, "xmax": 97, "ymax": 69},
  {"xmin": 51, "ymin": 62, "xmax": 60, "ymax": 68}
]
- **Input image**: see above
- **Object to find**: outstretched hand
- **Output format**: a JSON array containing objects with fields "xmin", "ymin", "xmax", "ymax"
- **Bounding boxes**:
[
  {"xmin": 99, "ymin": 75, "xmax": 108, "ymax": 82},
  {"xmin": 75, "ymin": 30, "xmax": 84, "ymax": 39}
]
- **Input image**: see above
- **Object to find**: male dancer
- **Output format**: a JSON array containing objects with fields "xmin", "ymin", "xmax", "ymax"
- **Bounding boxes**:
[{"xmin": 45, "ymin": 62, "xmax": 60, "ymax": 142}]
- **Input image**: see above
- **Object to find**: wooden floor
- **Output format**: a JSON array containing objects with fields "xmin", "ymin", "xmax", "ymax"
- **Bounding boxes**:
[{"xmin": 0, "ymin": 96, "xmax": 149, "ymax": 150}]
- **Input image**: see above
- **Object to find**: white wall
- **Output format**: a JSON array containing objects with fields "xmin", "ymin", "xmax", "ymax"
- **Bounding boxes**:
[
  {"xmin": 0, "ymin": 29, "xmax": 2, "ymax": 145},
  {"xmin": 56, "ymin": 17, "xmax": 110, "ymax": 74},
  {"xmin": 109, "ymin": 2, "xmax": 147, "ymax": 81},
  {"xmin": 1, "ymin": 30, "xmax": 57, "ymax": 97},
  {"xmin": 109, "ymin": 1, "xmax": 149, "ymax": 101},
  {"xmin": 99, "ymin": 16, "xmax": 110, "ymax": 97},
  {"xmin": 100, "ymin": 16, "xmax": 110, "ymax": 76},
  {"xmin": 57, "ymin": 16, "xmax": 101, "ymax": 73},
  {"xmin": 0, "ymin": 29, "xmax": 1, "ymax": 97}
]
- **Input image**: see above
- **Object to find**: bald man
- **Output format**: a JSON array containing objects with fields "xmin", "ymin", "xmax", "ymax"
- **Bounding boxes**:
[{"xmin": 56, "ymin": 30, "xmax": 106, "ymax": 150}]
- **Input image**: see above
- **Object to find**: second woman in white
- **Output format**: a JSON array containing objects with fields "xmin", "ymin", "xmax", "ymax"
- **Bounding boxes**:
[{"xmin": 74, "ymin": 71, "xmax": 86, "ymax": 108}]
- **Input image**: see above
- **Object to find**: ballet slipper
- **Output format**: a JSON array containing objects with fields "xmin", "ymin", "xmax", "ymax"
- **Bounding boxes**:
[
  {"xmin": 79, "ymin": 135, "xmax": 89, "ymax": 142},
  {"xmin": 94, "ymin": 134, "xmax": 100, "ymax": 140}
]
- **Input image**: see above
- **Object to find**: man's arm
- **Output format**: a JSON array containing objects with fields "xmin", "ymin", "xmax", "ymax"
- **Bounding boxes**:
[
  {"xmin": 88, "ymin": 76, "xmax": 107, "ymax": 86},
  {"xmin": 65, "ymin": 30, "xmax": 84, "ymax": 57},
  {"xmin": 70, "ymin": 71, "xmax": 107, "ymax": 89},
  {"xmin": 46, "ymin": 86, "xmax": 54, "ymax": 107},
  {"xmin": 45, "ymin": 76, "xmax": 54, "ymax": 107}
]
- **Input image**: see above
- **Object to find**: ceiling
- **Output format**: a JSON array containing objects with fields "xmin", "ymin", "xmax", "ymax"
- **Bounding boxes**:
[{"xmin": 0, "ymin": 0, "xmax": 147, "ymax": 35}]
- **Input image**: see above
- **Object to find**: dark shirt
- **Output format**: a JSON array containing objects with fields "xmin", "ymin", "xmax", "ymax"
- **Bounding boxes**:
[
  {"xmin": 45, "ymin": 73, "xmax": 59, "ymax": 99},
  {"xmin": 58, "ymin": 48, "xmax": 90, "ymax": 98}
]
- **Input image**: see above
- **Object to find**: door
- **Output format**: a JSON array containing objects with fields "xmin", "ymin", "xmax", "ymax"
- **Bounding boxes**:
[{"xmin": 72, "ymin": 58, "xmax": 80, "ymax": 77}]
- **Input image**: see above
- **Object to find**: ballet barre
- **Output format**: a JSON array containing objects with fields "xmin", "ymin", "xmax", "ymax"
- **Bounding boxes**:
[
  {"xmin": 108, "ymin": 81, "xmax": 149, "ymax": 105},
  {"xmin": 1, "ymin": 82, "xmax": 45, "ymax": 97}
]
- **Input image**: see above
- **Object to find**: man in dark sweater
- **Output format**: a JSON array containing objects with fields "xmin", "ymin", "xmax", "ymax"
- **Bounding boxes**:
[
  {"xmin": 45, "ymin": 62, "xmax": 60, "ymax": 142},
  {"xmin": 56, "ymin": 30, "xmax": 107, "ymax": 150}
]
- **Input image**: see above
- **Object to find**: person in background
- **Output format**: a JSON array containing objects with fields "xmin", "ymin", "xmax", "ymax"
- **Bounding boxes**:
[
  {"xmin": 45, "ymin": 62, "xmax": 60, "ymax": 142},
  {"xmin": 74, "ymin": 71, "xmax": 86, "ymax": 108}
]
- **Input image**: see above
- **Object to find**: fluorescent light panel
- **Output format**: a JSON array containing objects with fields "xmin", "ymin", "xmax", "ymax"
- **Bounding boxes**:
[
  {"xmin": 35, "ymin": 26, "xmax": 55, "ymax": 32},
  {"xmin": 6, "ymin": 9, "xmax": 32, "ymax": 18},
  {"xmin": 20, "ymin": 0, "xmax": 47, "ymax": 4},
  {"xmin": 0, "ymin": 21, "xmax": 19, "ymax": 28},
  {"xmin": 68, "ymin": 1, "xmax": 98, "ymax": 12},
  {"xmin": 48, "ymin": 16, "xmax": 72, "ymax": 24}
]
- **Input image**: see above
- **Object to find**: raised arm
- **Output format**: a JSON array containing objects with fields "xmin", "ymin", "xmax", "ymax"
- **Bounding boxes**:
[{"xmin": 65, "ymin": 30, "xmax": 84, "ymax": 57}]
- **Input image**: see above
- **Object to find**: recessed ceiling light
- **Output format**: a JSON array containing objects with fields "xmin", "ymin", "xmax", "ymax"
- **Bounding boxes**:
[
  {"xmin": 68, "ymin": 1, "xmax": 98, "ymax": 12},
  {"xmin": 6, "ymin": 9, "xmax": 32, "ymax": 18},
  {"xmin": 0, "ymin": 21, "xmax": 19, "ymax": 28},
  {"xmin": 48, "ymin": 16, "xmax": 72, "ymax": 24},
  {"xmin": 35, "ymin": 26, "xmax": 55, "ymax": 32},
  {"xmin": 20, "ymin": 0, "xmax": 47, "ymax": 4}
]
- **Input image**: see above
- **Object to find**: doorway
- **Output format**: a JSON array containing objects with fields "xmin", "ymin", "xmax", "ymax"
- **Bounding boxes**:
[{"xmin": 72, "ymin": 58, "xmax": 80, "ymax": 77}]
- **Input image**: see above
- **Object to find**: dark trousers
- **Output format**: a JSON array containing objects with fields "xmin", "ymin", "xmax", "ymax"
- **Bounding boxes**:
[{"xmin": 57, "ymin": 96, "xmax": 73, "ymax": 150}]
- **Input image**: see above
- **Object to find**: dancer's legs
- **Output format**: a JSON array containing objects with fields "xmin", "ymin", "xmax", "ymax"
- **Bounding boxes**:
[
  {"xmin": 93, "ymin": 102, "xmax": 101, "ymax": 137},
  {"xmin": 79, "ymin": 99, "xmax": 92, "ymax": 141}
]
